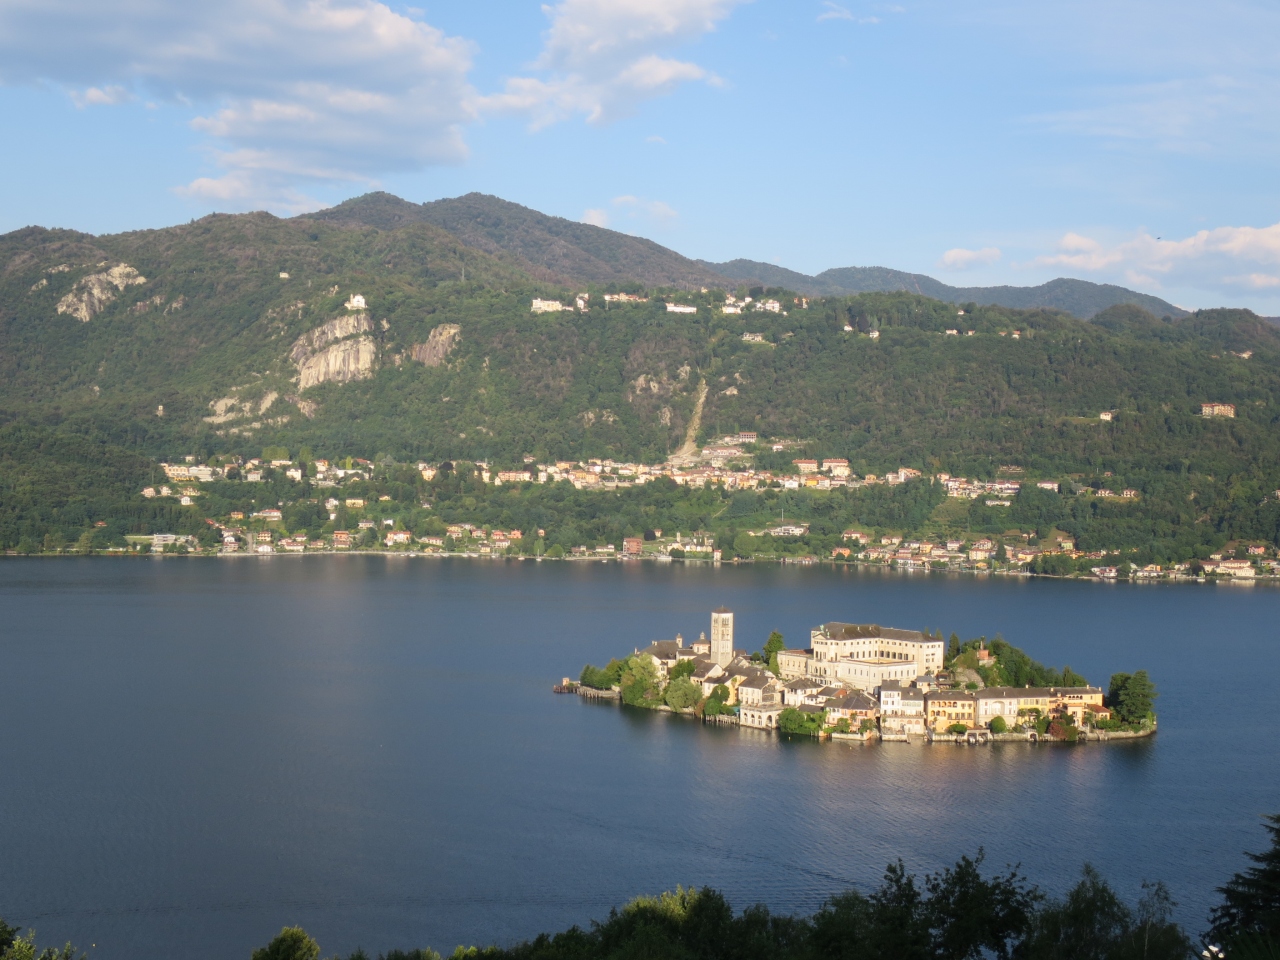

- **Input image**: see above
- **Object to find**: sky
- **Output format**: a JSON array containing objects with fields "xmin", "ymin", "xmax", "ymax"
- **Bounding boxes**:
[{"xmin": 2, "ymin": 0, "xmax": 1279, "ymax": 312}]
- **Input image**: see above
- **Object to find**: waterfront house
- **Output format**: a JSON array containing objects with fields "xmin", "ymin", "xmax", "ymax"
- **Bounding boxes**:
[
  {"xmin": 825, "ymin": 691, "xmax": 879, "ymax": 727},
  {"xmin": 879, "ymin": 681, "xmax": 926, "ymax": 737},
  {"xmin": 925, "ymin": 691, "xmax": 977, "ymax": 732},
  {"xmin": 976, "ymin": 687, "xmax": 1053, "ymax": 728}
]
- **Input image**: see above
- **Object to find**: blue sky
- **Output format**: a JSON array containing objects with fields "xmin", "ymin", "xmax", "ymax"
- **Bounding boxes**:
[{"xmin": 2, "ymin": 0, "xmax": 1279, "ymax": 311}]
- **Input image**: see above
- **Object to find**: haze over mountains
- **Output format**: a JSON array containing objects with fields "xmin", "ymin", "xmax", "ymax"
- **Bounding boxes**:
[{"xmin": 309, "ymin": 193, "xmax": 1186, "ymax": 320}]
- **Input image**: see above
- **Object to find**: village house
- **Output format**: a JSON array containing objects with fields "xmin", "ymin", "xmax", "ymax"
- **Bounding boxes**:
[
  {"xmin": 531, "ymin": 298, "xmax": 567, "ymax": 313},
  {"xmin": 879, "ymin": 680, "xmax": 926, "ymax": 737},
  {"xmin": 825, "ymin": 691, "xmax": 879, "ymax": 727},
  {"xmin": 1202, "ymin": 402, "xmax": 1236, "ymax": 418},
  {"xmin": 924, "ymin": 691, "xmax": 977, "ymax": 732},
  {"xmin": 776, "ymin": 648, "xmax": 814, "ymax": 679},
  {"xmin": 976, "ymin": 687, "xmax": 1054, "ymax": 728}
]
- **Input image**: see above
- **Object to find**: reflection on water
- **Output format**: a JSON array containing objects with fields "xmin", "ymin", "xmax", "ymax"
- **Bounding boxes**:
[{"xmin": 0, "ymin": 556, "xmax": 1276, "ymax": 960}]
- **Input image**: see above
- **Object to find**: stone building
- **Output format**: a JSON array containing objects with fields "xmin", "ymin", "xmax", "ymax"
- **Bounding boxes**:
[{"xmin": 711, "ymin": 607, "xmax": 735, "ymax": 667}]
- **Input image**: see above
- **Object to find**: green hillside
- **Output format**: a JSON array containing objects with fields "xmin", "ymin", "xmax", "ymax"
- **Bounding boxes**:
[
  {"xmin": 3, "ymin": 193, "xmax": 1280, "ymax": 559},
  {"xmin": 0, "ymin": 197, "xmax": 1275, "ymax": 477}
]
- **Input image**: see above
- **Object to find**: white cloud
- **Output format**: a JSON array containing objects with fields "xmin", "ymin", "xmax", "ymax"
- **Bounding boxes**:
[
  {"xmin": 614, "ymin": 194, "xmax": 678, "ymax": 223},
  {"xmin": 818, "ymin": 2, "xmax": 854, "ymax": 21},
  {"xmin": 582, "ymin": 195, "xmax": 678, "ymax": 231},
  {"xmin": 1034, "ymin": 223, "xmax": 1280, "ymax": 293},
  {"xmin": 70, "ymin": 85, "xmax": 132, "ymax": 107},
  {"xmin": 646, "ymin": 135, "xmax": 668, "ymax": 143},
  {"xmin": 482, "ymin": 0, "xmax": 746, "ymax": 127},
  {"xmin": 0, "ymin": 0, "xmax": 475, "ymax": 210},
  {"xmin": 939, "ymin": 246, "xmax": 1001, "ymax": 270}
]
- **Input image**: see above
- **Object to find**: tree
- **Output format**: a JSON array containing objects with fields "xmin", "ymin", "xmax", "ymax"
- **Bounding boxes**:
[
  {"xmin": 620, "ymin": 656, "xmax": 662, "ymax": 708},
  {"xmin": 1208, "ymin": 814, "xmax": 1280, "ymax": 948},
  {"xmin": 990, "ymin": 717, "xmax": 1008, "ymax": 734},
  {"xmin": 925, "ymin": 851, "xmax": 1040, "ymax": 960},
  {"xmin": 762, "ymin": 630, "xmax": 785, "ymax": 676},
  {"xmin": 948, "ymin": 633, "xmax": 961, "ymax": 663},
  {"xmin": 1118, "ymin": 670, "xmax": 1157, "ymax": 723},
  {"xmin": 664, "ymin": 677, "xmax": 701, "ymax": 710},
  {"xmin": 669, "ymin": 658, "xmax": 697, "ymax": 681},
  {"xmin": 252, "ymin": 927, "xmax": 320, "ymax": 960}
]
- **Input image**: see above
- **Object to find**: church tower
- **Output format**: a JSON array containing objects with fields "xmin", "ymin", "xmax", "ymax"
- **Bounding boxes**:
[{"xmin": 711, "ymin": 607, "xmax": 734, "ymax": 667}]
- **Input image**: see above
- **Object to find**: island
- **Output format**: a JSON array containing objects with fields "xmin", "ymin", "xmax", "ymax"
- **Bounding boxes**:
[{"xmin": 562, "ymin": 608, "xmax": 1157, "ymax": 743}]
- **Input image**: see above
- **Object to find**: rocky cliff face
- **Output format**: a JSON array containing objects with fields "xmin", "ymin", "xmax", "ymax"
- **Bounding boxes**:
[
  {"xmin": 408, "ymin": 324, "xmax": 461, "ymax": 366},
  {"xmin": 55, "ymin": 264, "xmax": 146, "ymax": 322},
  {"xmin": 289, "ymin": 312, "xmax": 374, "ymax": 365},
  {"xmin": 297, "ymin": 336, "xmax": 378, "ymax": 390}
]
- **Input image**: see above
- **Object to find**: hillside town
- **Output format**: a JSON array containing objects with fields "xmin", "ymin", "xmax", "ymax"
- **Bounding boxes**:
[
  {"xmin": 563, "ymin": 609, "xmax": 1155, "ymax": 744},
  {"xmin": 127, "ymin": 438, "xmax": 1280, "ymax": 582}
]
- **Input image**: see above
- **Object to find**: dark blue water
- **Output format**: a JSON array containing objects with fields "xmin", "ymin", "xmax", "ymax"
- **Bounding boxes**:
[{"xmin": 1, "ymin": 557, "xmax": 1276, "ymax": 959}]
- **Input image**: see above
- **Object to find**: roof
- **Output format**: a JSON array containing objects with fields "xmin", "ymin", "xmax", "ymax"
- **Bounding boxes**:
[
  {"xmin": 900, "ymin": 687, "xmax": 925, "ymax": 701},
  {"xmin": 713, "ymin": 606, "xmax": 732, "ymax": 614},
  {"xmin": 926, "ymin": 690, "xmax": 975, "ymax": 702},
  {"xmin": 829, "ymin": 691, "xmax": 879, "ymax": 711},
  {"xmin": 976, "ymin": 686, "xmax": 1054, "ymax": 699},
  {"xmin": 821, "ymin": 622, "xmax": 932, "ymax": 643},
  {"xmin": 784, "ymin": 677, "xmax": 822, "ymax": 690},
  {"xmin": 638, "ymin": 640, "xmax": 682, "ymax": 659},
  {"xmin": 780, "ymin": 648, "xmax": 812, "ymax": 657}
]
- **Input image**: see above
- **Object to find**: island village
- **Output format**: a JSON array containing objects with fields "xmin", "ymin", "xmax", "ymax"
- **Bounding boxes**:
[{"xmin": 561, "ymin": 609, "xmax": 1157, "ymax": 744}]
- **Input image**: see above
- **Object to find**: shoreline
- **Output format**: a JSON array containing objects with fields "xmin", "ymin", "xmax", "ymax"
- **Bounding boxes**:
[
  {"xmin": 4, "ymin": 548, "xmax": 1273, "ymax": 587},
  {"xmin": 559, "ymin": 684, "xmax": 1158, "ymax": 745}
]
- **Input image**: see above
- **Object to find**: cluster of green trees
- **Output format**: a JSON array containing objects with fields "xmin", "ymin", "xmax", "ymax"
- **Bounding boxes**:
[
  {"xmin": 13, "ymin": 816, "xmax": 1280, "ymax": 960},
  {"xmin": 946, "ymin": 635, "xmax": 1091, "ymax": 690}
]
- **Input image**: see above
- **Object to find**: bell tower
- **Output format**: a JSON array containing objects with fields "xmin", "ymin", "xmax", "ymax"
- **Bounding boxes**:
[{"xmin": 710, "ymin": 607, "xmax": 734, "ymax": 667}]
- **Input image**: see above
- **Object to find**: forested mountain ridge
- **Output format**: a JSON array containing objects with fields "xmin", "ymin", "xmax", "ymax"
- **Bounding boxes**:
[
  {"xmin": 704, "ymin": 259, "xmax": 1187, "ymax": 319},
  {"xmin": 0, "ymin": 193, "xmax": 1276, "ymax": 483},
  {"xmin": 305, "ymin": 192, "xmax": 732, "ymax": 290}
]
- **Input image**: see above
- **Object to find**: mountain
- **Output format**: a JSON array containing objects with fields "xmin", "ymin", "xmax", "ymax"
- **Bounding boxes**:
[
  {"xmin": 306, "ymin": 192, "xmax": 730, "ymax": 290},
  {"xmin": 702, "ymin": 259, "xmax": 1187, "ymax": 319},
  {"xmin": 1, "ymin": 191, "xmax": 1275, "ymax": 478}
]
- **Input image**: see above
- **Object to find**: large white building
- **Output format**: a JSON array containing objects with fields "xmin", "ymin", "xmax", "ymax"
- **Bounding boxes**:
[{"xmin": 776, "ymin": 622, "xmax": 944, "ymax": 692}]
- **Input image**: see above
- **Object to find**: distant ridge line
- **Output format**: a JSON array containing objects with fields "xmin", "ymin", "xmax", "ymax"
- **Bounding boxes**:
[{"xmin": 699, "ymin": 258, "xmax": 1187, "ymax": 320}]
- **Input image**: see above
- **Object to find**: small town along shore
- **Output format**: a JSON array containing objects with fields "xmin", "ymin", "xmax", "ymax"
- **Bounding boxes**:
[{"xmin": 562, "ymin": 609, "xmax": 1159, "ymax": 745}]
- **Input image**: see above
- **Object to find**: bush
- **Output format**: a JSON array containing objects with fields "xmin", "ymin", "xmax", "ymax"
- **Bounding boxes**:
[
  {"xmin": 989, "ymin": 716, "xmax": 1008, "ymax": 734},
  {"xmin": 778, "ymin": 707, "xmax": 824, "ymax": 737},
  {"xmin": 947, "ymin": 723, "xmax": 969, "ymax": 734},
  {"xmin": 664, "ymin": 677, "xmax": 702, "ymax": 711}
]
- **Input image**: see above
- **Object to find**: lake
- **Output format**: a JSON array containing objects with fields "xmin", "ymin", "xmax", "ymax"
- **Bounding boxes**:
[{"xmin": 1, "ymin": 557, "xmax": 1275, "ymax": 959}]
